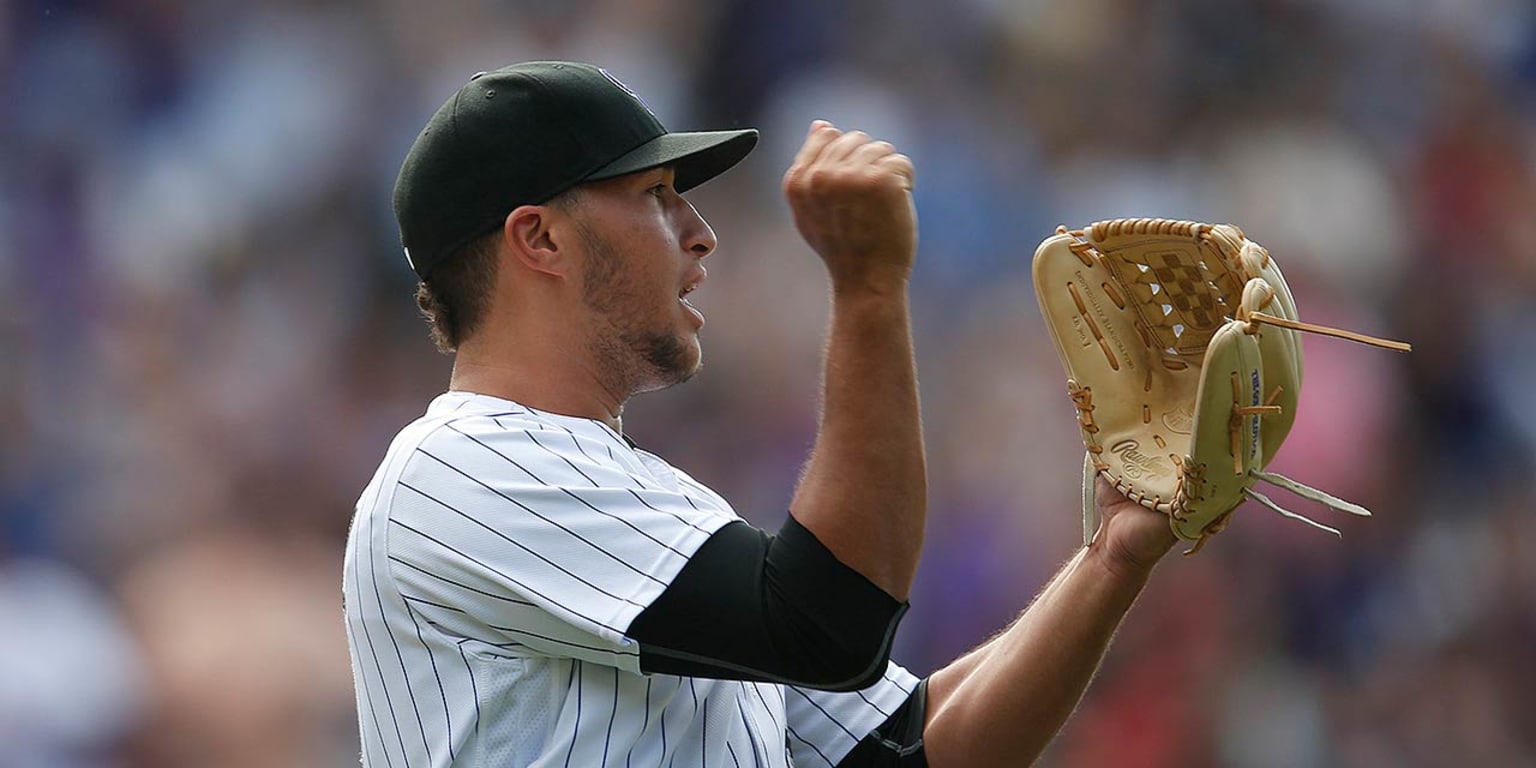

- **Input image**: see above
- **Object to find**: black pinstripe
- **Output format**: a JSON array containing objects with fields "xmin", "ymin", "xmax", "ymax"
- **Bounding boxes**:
[
  {"xmin": 390, "ymin": 556, "xmax": 538, "ymax": 607},
  {"xmin": 454, "ymin": 639, "xmax": 481, "ymax": 743},
  {"xmin": 602, "ymin": 667, "xmax": 620, "ymax": 766},
  {"xmin": 400, "ymin": 594, "xmax": 465, "ymax": 613},
  {"xmin": 345, "ymin": 604, "xmax": 398, "ymax": 768},
  {"xmin": 736, "ymin": 696, "xmax": 767, "ymax": 766},
  {"xmin": 625, "ymin": 488, "xmax": 719, "ymax": 531},
  {"xmin": 789, "ymin": 686, "xmax": 860, "ymax": 741},
  {"xmin": 660, "ymin": 677, "xmax": 674, "ymax": 763},
  {"xmin": 524, "ymin": 428, "xmax": 602, "ymax": 486},
  {"xmin": 854, "ymin": 669, "xmax": 901, "ymax": 718},
  {"xmin": 692, "ymin": 678, "xmax": 705, "ymax": 766},
  {"xmin": 747, "ymin": 682, "xmax": 783, "ymax": 739},
  {"xmin": 391, "ymin": 495, "xmax": 648, "ymax": 619},
  {"xmin": 449, "ymin": 423, "xmax": 709, "ymax": 548},
  {"xmin": 485, "ymin": 625, "xmax": 640, "ymax": 658},
  {"xmin": 369, "ymin": 508, "xmax": 434, "ymax": 765},
  {"xmin": 409, "ymin": 452, "xmax": 670, "ymax": 587},
  {"xmin": 787, "ymin": 720, "xmax": 836, "ymax": 767},
  {"xmin": 510, "ymin": 403, "xmax": 637, "ymax": 468},
  {"xmin": 405, "ymin": 604, "xmax": 455, "ymax": 763},
  {"xmin": 564, "ymin": 663, "xmax": 582, "ymax": 768},
  {"xmin": 352, "ymin": 529, "xmax": 409, "ymax": 766}
]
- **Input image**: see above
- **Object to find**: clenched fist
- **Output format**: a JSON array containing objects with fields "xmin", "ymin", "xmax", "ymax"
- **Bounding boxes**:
[{"xmin": 783, "ymin": 120, "xmax": 917, "ymax": 294}]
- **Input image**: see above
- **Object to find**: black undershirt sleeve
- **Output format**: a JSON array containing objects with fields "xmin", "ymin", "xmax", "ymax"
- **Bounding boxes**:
[
  {"xmin": 627, "ymin": 515, "xmax": 908, "ymax": 691},
  {"xmin": 835, "ymin": 678, "xmax": 930, "ymax": 767}
]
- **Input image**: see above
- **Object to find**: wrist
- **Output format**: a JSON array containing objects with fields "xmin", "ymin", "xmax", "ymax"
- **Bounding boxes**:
[
  {"xmin": 830, "ymin": 273, "xmax": 911, "ymax": 302},
  {"xmin": 1086, "ymin": 530, "xmax": 1169, "ymax": 583}
]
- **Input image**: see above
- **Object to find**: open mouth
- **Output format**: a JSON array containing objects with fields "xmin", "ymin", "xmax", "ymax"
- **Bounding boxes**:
[{"xmin": 678, "ymin": 282, "xmax": 704, "ymax": 325}]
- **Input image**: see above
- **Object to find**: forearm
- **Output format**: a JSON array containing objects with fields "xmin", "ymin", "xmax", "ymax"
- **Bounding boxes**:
[
  {"xmin": 791, "ymin": 286, "xmax": 926, "ymax": 599},
  {"xmin": 924, "ymin": 547, "xmax": 1083, "ymax": 688},
  {"xmin": 922, "ymin": 544, "xmax": 1156, "ymax": 767}
]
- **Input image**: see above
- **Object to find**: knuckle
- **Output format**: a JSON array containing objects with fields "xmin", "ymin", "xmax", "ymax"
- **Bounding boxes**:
[
  {"xmin": 882, "ymin": 154, "xmax": 915, "ymax": 177},
  {"xmin": 783, "ymin": 172, "xmax": 817, "ymax": 198},
  {"xmin": 790, "ymin": 167, "xmax": 839, "ymax": 196}
]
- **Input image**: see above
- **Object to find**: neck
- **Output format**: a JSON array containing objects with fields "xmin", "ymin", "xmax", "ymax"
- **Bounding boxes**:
[{"xmin": 449, "ymin": 337, "xmax": 629, "ymax": 433}]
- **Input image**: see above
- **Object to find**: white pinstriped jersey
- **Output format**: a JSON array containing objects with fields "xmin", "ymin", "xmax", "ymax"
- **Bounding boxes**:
[{"xmin": 343, "ymin": 391, "xmax": 920, "ymax": 767}]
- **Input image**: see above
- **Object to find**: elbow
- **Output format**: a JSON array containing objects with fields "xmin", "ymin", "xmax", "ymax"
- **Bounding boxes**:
[
  {"xmin": 807, "ymin": 647, "xmax": 895, "ymax": 692},
  {"xmin": 766, "ymin": 599, "xmax": 907, "ymax": 691}
]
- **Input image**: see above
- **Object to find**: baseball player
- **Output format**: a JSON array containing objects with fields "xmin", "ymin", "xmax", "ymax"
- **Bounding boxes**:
[{"xmin": 344, "ymin": 61, "xmax": 1177, "ymax": 767}]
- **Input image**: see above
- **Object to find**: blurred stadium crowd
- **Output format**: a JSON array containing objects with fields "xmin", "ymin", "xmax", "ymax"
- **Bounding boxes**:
[{"xmin": 3, "ymin": 0, "xmax": 1534, "ymax": 765}]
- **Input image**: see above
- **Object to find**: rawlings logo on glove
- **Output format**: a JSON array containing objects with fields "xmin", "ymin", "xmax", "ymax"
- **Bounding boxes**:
[{"xmin": 1033, "ymin": 219, "xmax": 1410, "ymax": 554}]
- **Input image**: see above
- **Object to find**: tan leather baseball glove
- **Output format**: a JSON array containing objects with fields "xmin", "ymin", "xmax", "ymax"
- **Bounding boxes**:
[{"xmin": 1033, "ymin": 219, "xmax": 1410, "ymax": 554}]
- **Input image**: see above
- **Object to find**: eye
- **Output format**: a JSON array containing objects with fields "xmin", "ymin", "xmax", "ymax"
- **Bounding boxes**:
[{"xmin": 649, "ymin": 183, "xmax": 669, "ymax": 199}]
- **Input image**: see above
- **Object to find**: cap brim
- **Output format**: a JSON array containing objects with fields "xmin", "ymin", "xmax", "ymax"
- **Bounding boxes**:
[{"xmin": 586, "ymin": 129, "xmax": 759, "ymax": 193}]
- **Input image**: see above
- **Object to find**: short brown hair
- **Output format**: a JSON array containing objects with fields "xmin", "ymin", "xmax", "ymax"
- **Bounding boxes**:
[{"xmin": 415, "ymin": 231, "xmax": 499, "ymax": 353}]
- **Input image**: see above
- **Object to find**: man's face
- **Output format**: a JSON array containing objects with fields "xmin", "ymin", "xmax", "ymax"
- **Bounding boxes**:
[{"xmin": 568, "ymin": 167, "xmax": 717, "ymax": 394}]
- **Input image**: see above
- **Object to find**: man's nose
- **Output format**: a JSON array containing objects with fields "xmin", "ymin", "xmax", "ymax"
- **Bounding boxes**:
[{"xmin": 681, "ymin": 200, "xmax": 717, "ymax": 259}]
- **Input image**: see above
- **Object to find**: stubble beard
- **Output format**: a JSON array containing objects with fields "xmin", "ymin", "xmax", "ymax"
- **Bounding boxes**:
[{"xmin": 577, "ymin": 224, "xmax": 700, "ymax": 395}]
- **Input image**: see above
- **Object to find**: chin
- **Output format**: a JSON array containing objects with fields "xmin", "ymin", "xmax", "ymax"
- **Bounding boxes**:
[
  {"xmin": 667, "ymin": 339, "xmax": 705, "ymax": 386},
  {"xmin": 631, "ymin": 331, "xmax": 702, "ymax": 392}
]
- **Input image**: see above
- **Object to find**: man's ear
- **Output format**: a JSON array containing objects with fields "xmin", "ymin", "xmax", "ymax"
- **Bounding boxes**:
[{"xmin": 503, "ymin": 204, "xmax": 573, "ymax": 278}]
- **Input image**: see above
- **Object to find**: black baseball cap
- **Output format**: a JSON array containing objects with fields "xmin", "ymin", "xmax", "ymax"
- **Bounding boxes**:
[{"xmin": 393, "ymin": 61, "xmax": 758, "ymax": 279}]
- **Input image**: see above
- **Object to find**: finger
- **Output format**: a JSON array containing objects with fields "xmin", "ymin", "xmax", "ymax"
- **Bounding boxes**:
[
  {"xmin": 819, "ymin": 129, "xmax": 872, "ymax": 162},
  {"xmin": 788, "ymin": 120, "xmax": 841, "ymax": 173},
  {"xmin": 1094, "ymin": 475, "xmax": 1127, "ymax": 504},
  {"xmin": 875, "ymin": 152, "xmax": 913, "ymax": 171},
  {"xmin": 848, "ymin": 139, "xmax": 896, "ymax": 163},
  {"xmin": 875, "ymin": 152, "xmax": 916, "ymax": 186}
]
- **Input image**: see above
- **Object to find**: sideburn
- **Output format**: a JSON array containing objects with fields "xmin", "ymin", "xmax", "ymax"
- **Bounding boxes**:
[{"xmin": 574, "ymin": 221, "xmax": 697, "ymax": 390}]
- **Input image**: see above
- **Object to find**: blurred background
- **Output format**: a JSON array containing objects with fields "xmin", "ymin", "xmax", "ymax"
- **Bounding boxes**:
[{"xmin": 3, "ymin": 0, "xmax": 1534, "ymax": 765}]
